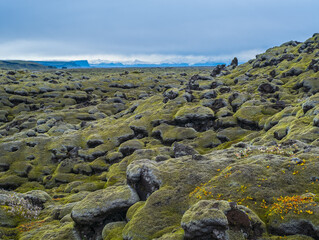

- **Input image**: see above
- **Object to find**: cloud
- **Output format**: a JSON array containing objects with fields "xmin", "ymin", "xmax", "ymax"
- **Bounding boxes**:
[
  {"xmin": 0, "ymin": 40, "xmax": 81, "ymax": 59},
  {"xmin": 0, "ymin": 39, "xmax": 263, "ymax": 64},
  {"xmin": 86, "ymin": 49, "xmax": 263, "ymax": 64},
  {"xmin": 0, "ymin": 0, "xmax": 318, "ymax": 62}
]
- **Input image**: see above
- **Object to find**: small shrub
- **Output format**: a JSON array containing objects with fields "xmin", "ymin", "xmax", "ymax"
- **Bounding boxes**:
[
  {"xmin": 4, "ymin": 191, "xmax": 41, "ymax": 220},
  {"xmin": 235, "ymin": 144, "xmax": 297, "ymax": 159},
  {"xmin": 266, "ymin": 195, "xmax": 317, "ymax": 220}
]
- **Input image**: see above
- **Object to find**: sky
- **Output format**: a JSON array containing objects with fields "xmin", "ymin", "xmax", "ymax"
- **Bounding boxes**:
[{"xmin": 0, "ymin": 0, "xmax": 318, "ymax": 64}]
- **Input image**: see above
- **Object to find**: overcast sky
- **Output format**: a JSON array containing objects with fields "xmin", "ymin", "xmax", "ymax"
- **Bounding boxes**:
[{"xmin": 0, "ymin": 0, "xmax": 318, "ymax": 64}]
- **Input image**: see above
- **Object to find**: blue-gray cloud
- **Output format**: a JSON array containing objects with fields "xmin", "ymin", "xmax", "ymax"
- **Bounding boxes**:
[{"xmin": 0, "ymin": 0, "xmax": 318, "ymax": 62}]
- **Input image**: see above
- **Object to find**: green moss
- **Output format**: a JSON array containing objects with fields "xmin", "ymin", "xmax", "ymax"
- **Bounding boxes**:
[
  {"xmin": 152, "ymin": 124, "xmax": 197, "ymax": 144},
  {"xmin": 126, "ymin": 201, "xmax": 145, "ymax": 221},
  {"xmin": 0, "ymin": 227, "xmax": 18, "ymax": 240},
  {"xmin": 0, "ymin": 175, "xmax": 26, "ymax": 189},
  {"xmin": 73, "ymin": 163, "xmax": 92, "ymax": 175},
  {"xmin": 51, "ymin": 172, "xmax": 87, "ymax": 185},
  {"xmin": 89, "ymin": 157, "xmax": 109, "ymax": 172},
  {"xmin": 195, "ymin": 130, "xmax": 221, "ymax": 149},
  {"xmin": 27, "ymin": 165, "xmax": 52, "ymax": 182},
  {"xmin": 129, "ymin": 117, "xmax": 153, "ymax": 136},
  {"xmin": 0, "ymin": 207, "xmax": 20, "ymax": 228},
  {"xmin": 55, "ymin": 160, "xmax": 75, "ymax": 174},
  {"xmin": 19, "ymin": 221, "xmax": 78, "ymax": 240},
  {"xmin": 71, "ymin": 181, "xmax": 105, "ymax": 193},
  {"xmin": 15, "ymin": 182, "xmax": 45, "ymax": 193},
  {"xmin": 153, "ymin": 228, "xmax": 184, "ymax": 240},
  {"xmin": 174, "ymin": 105, "xmax": 214, "ymax": 121},
  {"xmin": 181, "ymin": 201, "xmax": 227, "ymax": 224},
  {"xmin": 217, "ymin": 127, "xmax": 251, "ymax": 142},
  {"xmin": 102, "ymin": 221, "xmax": 126, "ymax": 240},
  {"xmin": 105, "ymin": 161, "xmax": 128, "ymax": 187},
  {"xmin": 123, "ymin": 186, "xmax": 189, "ymax": 240},
  {"xmin": 234, "ymin": 104, "xmax": 265, "ymax": 126},
  {"xmin": 119, "ymin": 139, "xmax": 144, "ymax": 154}
]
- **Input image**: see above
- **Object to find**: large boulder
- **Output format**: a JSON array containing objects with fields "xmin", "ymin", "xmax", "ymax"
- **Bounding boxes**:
[
  {"xmin": 228, "ymin": 92, "xmax": 248, "ymax": 112},
  {"xmin": 201, "ymin": 90, "xmax": 217, "ymax": 99},
  {"xmin": 173, "ymin": 142, "xmax": 199, "ymax": 158},
  {"xmin": 163, "ymin": 88, "xmax": 179, "ymax": 100},
  {"xmin": 151, "ymin": 123, "xmax": 197, "ymax": 144},
  {"xmin": 126, "ymin": 159, "xmax": 162, "ymax": 201},
  {"xmin": 302, "ymin": 94, "xmax": 319, "ymax": 113},
  {"xmin": 174, "ymin": 106, "xmax": 215, "ymax": 123},
  {"xmin": 119, "ymin": 139, "xmax": 144, "ymax": 156},
  {"xmin": 0, "ymin": 175, "xmax": 26, "ymax": 190},
  {"xmin": 258, "ymin": 83, "xmax": 279, "ymax": 94},
  {"xmin": 202, "ymin": 98, "xmax": 228, "ymax": 112},
  {"xmin": 181, "ymin": 200, "xmax": 266, "ymax": 240},
  {"xmin": 174, "ymin": 105, "xmax": 215, "ymax": 131},
  {"xmin": 297, "ymin": 78, "xmax": 319, "ymax": 94},
  {"xmin": 233, "ymin": 101, "xmax": 275, "ymax": 130},
  {"xmin": 23, "ymin": 190, "xmax": 52, "ymax": 207},
  {"xmin": 71, "ymin": 185, "xmax": 139, "ymax": 225}
]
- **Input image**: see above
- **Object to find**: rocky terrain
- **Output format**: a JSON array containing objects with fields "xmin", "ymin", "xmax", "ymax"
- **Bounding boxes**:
[{"xmin": 0, "ymin": 33, "xmax": 319, "ymax": 240}]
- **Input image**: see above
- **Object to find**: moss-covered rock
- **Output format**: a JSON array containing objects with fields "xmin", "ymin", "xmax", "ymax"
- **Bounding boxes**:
[
  {"xmin": 0, "ymin": 227, "xmax": 18, "ymax": 240},
  {"xmin": 102, "ymin": 221, "xmax": 126, "ymax": 240},
  {"xmin": 19, "ymin": 221, "xmax": 80, "ymax": 240},
  {"xmin": 181, "ymin": 200, "xmax": 265, "ymax": 240},
  {"xmin": 126, "ymin": 201, "xmax": 145, "ymax": 222},
  {"xmin": 119, "ymin": 139, "xmax": 144, "ymax": 156},
  {"xmin": 71, "ymin": 185, "xmax": 139, "ymax": 225},
  {"xmin": 0, "ymin": 207, "xmax": 19, "ymax": 228},
  {"xmin": 234, "ymin": 101, "xmax": 268, "ymax": 130},
  {"xmin": 0, "ymin": 175, "xmax": 26, "ymax": 190},
  {"xmin": 122, "ymin": 187, "xmax": 187, "ymax": 240},
  {"xmin": 152, "ymin": 123, "xmax": 197, "ymax": 144},
  {"xmin": 127, "ymin": 159, "xmax": 162, "ymax": 200},
  {"xmin": 174, "ymin": 105, "xmax": 215, "ymax": 123}
]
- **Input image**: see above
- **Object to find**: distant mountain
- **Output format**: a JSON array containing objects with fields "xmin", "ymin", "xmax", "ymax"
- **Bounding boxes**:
[
  {"xmin": 0, "ymin": 59, "xmax": 227, "ymax": 70},
  {"xmin": 0, "ymin": 60, "xmax": 51, "ymax": 70},
  {"xmin": 35, "ymin": 60, "xmax": 90, "ymax": 69},
  {"xmin": 90, "ymin": 62, "xmax": 226, "ymax": 68}
]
